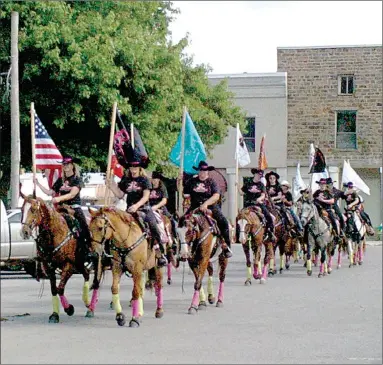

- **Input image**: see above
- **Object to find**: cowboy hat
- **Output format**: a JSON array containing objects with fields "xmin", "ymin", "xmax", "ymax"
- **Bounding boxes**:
[
  {"xmin": 315, "ymin": 178, "xmax": 328, "ymax": 185},
  {"xmin": 343, "ymin": 181, "xmax": 354, "ymax": 188},
  {"xmin": 300, "ymin": 187, "xmax": 310, "ymax": 194},
  {"xmin": 151, "ymin": 171, "xmax": 164, "ymax": 180},
  {"xmin": 193, "ymin": 161, "xmax": 215, "ymax": 171},
  {"xmin": 57, "ymin": 156, "xmax": 81, "ymax": 164},
  {"xmin": 251, "ymin": 168, "xmax": 264, "ymax": 176},
  {"xmin": 326, "ymin": 177, "xmax": 336, "ymax": 184},
  {"xmin": 280, "ymin": 180, "xmax": 291, "ymax": 188},
  {"xmin": 265, "ymin": 171, "xmax": 280, "ymax": 180}
]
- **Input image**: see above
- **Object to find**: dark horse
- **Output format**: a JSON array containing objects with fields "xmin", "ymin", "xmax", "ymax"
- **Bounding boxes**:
[
  {"xmin": 21, "ymin": 196, "xmax": 93, "ymax": 323},
  {"xmin": 177, "ymin": 209, "xmax": 229, "ymax": 314}
]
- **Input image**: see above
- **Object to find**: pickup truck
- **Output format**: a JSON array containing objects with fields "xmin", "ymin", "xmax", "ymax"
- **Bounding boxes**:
[{"xmin": 0, "ymin": 199, "xmax": 98, "ymax": 278}]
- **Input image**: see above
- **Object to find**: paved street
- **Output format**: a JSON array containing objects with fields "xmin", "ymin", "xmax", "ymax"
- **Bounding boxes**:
[{"xmin": 1, "ymin": 243, "xmax": 382, "ymax": 364}]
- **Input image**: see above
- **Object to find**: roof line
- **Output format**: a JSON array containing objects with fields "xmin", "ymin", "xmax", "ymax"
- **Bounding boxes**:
[
  {"xmin": 208, "ymin": 72, "xmax": 287, "ymax": 78},
  {"xmin": 277, "ymin": 44, "xmax": 382, "ymax": 50}
]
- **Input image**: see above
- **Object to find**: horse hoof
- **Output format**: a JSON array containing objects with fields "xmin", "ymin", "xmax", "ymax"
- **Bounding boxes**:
[
  {"xmin": 285, "ymin": 264, "xmax": 290, "ymax": 270},
  {"xmin": 208, "ymin": 295, "xmax": 215, "ymax": 305},
  {"xmin": 216, "ymin": 300, "xmax": 223, "ymax": 308},
  {"xmin": 318, "ymin": 273, "xmax": 323, "ymax": 278},
  {"xmin": 155, "ymin": 308, "xmax": 164, "ymax": 318},
  {"xmin": 268, "ymin": 271, "xmax": 274, "ymax": 278},
  {"xmin": 349, "ymin": 264, "xmax": 352, "ymax": 268},
  {"xmin": 48, "ymin": 313, "xmax": 59, "ymax": 323},
  {"xmin": 167, "ymin": 278, "xmax": 172, "ymax": 285},
  {"xmin": 303, "ymin": 262, "xmax": 307, "ymax": 268},
  {"xmin": 109, "ymin": 301, "xmax": 114, "ymax": 310},
  {"xmin": 358, "ymin": 261, "xmax": 363, "ymax": 266},
  {"xmin": 244, "ymin": 279, "xmax": 252, "ymax": 286},
  {"xmin": 260, "ymin": 278, "xmax": 266, "ymax": 284},
  {"xmin": 129, "ymin": 318, "xmax": 140, "ymax": 328},
  {"xmin": 279, "ymin": 269, "xmax": 283, "ymax": 274},
  {"xmin": 337, "ymin": 265, "xmax": 341, "ymax": 269},
  {"xmin": 64, "ymin": 305, "xmax": 75, "ymax": 316},
  {"xmin": 273, "ymin": 269, "xmax": 277, "ymax": 274},
  {"xmin": 116, "ymin": 313, "xmax": 126, "ymax": 327},
  {"xmin": 327, "ymin": 269, "xmax": 332, "ymax": 274},
  {"xmin": 198, "ymin": 301, "xmax": 207, "ymax": 310},
  {"xmin": 188, "ymin": 306, "xmax": 198, "ymax": 315},
  {"xmin": 253, "ymin": 273, "xmax": 261, "ymax": 280},
  {"xmin": 307, "ymin": 270, "xmax": 312, "ymax": 276},
  {"xmin": 85, "ymin": 310, "xmax": 94, "ymax": 318}
]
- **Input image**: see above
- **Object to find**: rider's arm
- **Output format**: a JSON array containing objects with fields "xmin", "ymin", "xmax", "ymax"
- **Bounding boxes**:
[
  {"xmin": 135, "ymin": 189, "xmax": 150, "ymax": 209},
  {"xmin": 152, "ymin": 197, "xmax": 167, "ymax": 210},
  {"xmin": 348, "ymin": 195, "xmax": 360, "ymax": 209},
  {"xmin": 256, "ymin": 193, "xmax": 266, "ymax": 204},
  {"xmin": 35, "ymin": 180, "xmax": 55, "ymax": 196},
  {"xmin": 107, "ymin": 179, "xmax": 125, "ymax": 199},
  {"xmin": 202, "ymin": 193, "xmax": 220, "ymax": 207}
]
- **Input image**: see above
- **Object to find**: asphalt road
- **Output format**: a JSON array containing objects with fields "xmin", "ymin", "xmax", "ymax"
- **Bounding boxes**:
[{"xmin": 1, "ymin": 243, "xmax": 382, "ymax": 364}]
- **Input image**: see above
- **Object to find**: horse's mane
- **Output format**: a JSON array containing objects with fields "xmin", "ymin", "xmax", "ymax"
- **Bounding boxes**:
[{"xmin": 97, "ymin": 207, "xmax": 134, "ymax": 225}]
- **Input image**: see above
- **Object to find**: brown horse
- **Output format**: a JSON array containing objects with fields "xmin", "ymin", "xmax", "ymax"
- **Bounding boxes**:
[
  {"xmin": 177, "ymin": 210, "xmax": 229, "ymax": 313},
  {"xmin": 20, "ymin": 196, "xmax": 93, "ymax": 323},
  {"xmin": 88, "ymin": 207, "xmax": 163, "ymax": 327},
  {"xmin": 236, "ymin": 207, "xmax": 274, "ymax": 284}
]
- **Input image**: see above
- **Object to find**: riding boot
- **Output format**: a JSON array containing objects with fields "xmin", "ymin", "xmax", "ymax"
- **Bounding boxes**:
[{"xmin": 154, "ymin": 241, "xmax": 168, "ymax": 267}]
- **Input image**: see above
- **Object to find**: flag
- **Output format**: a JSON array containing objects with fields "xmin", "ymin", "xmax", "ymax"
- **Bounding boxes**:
[
  {"xmin": 308, "ymin": 143, "xmax": 315, "ymax": 171},
  {"xmin": 114, "ymin": 110, "xmax": 150, "ymax": 168},
  {"xmin": 235, "ymin": 124, "xmax": 251, "ymax": 167},
  {"xmin": 169, "ymin": 111, "xmax": 207, "ymax": 174},
  {"xmin": 34, "ymin": 113, "xmax": 62, "ymax": 188},
  {"xmin": 292, "ymin": 162, "xmax": 307, "ymax": 202},
  {"xmin": 309, "ymin": 146, "xmax": 326, "ymax": 173},
  {"xmin": 258, "ymin": 134, "xmax": 268, "ymax": 170},
  {"xmin": 341, "ymin": 160, "xmax": 370, "ymax": 195},
  {"xmin": 111, "ymin": 151, "xmax": 124, "ymax": 178}
]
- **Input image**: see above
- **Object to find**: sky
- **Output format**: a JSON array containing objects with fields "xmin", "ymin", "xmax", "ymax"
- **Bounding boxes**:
[{"xmin": 168, "ymin": 1, "xmax": 382, "ymax": 74}]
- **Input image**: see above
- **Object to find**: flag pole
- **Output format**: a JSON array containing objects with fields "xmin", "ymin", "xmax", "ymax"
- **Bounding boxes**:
[
  {"xmin": 235, "ymin": 123, "xmax": 239, "ymax": 216},
  {"xmin": 30, "ymin": 102, "xmax": 36, "ymax": 198},
  {"xmin": 177, "ymin": 106, "xmax": 187, "ymax": 214},
  {"xmin": 105, "ymin": 102, "xmax": 117, "ymax": 205},
  {"xmin": 130, "ymin": 123, "xmax": 135, "ymax": 149}
]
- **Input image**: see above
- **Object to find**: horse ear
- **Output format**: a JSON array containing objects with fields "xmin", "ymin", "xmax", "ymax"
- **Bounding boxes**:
[{"xmin": 88, "ymin": 207, "xmax": 99, "ymax": 217}]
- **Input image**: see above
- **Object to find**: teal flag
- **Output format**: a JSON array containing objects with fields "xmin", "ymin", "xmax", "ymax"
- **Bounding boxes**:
[{"xmin": 169, "ymin": 111, "xmax": 207, "ymax": 174}]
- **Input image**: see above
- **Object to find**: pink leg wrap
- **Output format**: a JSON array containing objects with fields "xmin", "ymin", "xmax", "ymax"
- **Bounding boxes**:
[
  {"xmin": 217, "ymin": 282, "xmax": 224, "ymax": 302},
  {"xmin": 132, "ymin": 299, "xmax": 139, "ymax": 318},
  {"xmin": 157, "ymin": 288, "xmax": 163, "ymax": 309},
  {"xmin": 319, "ymin": 263, "xmax": 324, "ymax": 274},
  {"xmin": 359, "ymin": 246, "xmax": 363, "ymax": 262},
  {"xmin": 337, "ymin": 250, "xmax": 341, "ymax": 265},
  {"xmin": 261, "ymin": 264, "xmax": 268, "ymax": 279},
  {"xmin": 328, "ymin": 256, "xmax": 332, "ymax": 269},
  {"xmin": 88, "ymin": 289, "xmax": 98, "ymax": 311},
  {"xmin": 191, "ymin": 290, "xmax": 200, "ymax": 307},
  {"xmin": 167, "ymin": 264, "xmax": 172, "ymax": 280},
  {"xmin": 60, "ymin": 295, "xmax": 69, "ymax": 309}
]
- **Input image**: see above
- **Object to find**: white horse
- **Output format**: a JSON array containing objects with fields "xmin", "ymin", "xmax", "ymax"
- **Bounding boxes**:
[
  {"xmin": 299, "ymin": 199, "xmax": 333, "ymax": 277},
  {"xmin": 344, "ymin": 209, "xmax": 367, "ymax": 266}
]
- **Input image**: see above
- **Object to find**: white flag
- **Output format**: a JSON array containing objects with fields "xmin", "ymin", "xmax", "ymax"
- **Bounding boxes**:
[
  {"xmin": 235, "ymin": 123, "xmax": 251, "ymax": 167},
  {"xmin": 308, "ymin": 143, "xmax": 315, "ymax": 171},
  {"xmin": 293, "ymin": 162, "xmax": 307, "ymax": 202},
  {"xmin": 341, "ymin": 160, "xmax": 370, "ymax": 195}
]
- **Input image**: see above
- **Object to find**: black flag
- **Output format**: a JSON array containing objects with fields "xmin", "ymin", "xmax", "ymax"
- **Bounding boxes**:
[
  {"xmin": 113, "ymin": 110, "xmax": 150, "ymax": 169},
  {"xmin": 309, "ymin": 147, "xmax": 326, "ymax": 174}
]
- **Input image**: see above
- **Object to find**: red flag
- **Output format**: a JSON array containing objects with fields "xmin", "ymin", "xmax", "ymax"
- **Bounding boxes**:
[
  {"xmin": 111, "ymin": 152, "xmax": 124, "ymax": 178},
  {"xmin": 258, "ymin": 134, "xmax": 268, "ymax": 170},
  {"xmin": 34, "ymin": 113, "xmax": 62, "ymax": 188}
]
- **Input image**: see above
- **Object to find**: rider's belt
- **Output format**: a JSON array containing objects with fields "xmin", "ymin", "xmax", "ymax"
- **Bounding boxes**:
[{"xmin": 70, "ymin": 204, "xmax": 81, "ymax": 209}]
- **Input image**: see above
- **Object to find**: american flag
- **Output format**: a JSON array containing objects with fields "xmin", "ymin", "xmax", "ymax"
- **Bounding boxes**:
[{"xmin": 34, "ymin": 113, "xmax": 62, "ymax": 188}]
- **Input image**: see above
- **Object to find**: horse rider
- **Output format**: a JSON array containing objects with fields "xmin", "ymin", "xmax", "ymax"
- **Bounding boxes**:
[
  {"xmin": 106, "ymin": 157, "xmax": 167, "ymax": 267},
  {"xmin": 280, "ymin": 180, "xmax": 304, "ymax": 236},
  {"xmin": 265, "ymin": 171, "xmax": 283, "ymax": 207},
  {"xmin": 313, "ymin": 178, "xmax": 340, "ymax": 238},
  {"xmin": 326, "ymin": 177, "xmax": 345, "ymax": 237},
  {"xmin": 34, "ymin": 156, "xmax": 95, "ymax": 268},
  {"xmin": 180, "ymin": 160, "xmax": 233, "ymax": 258},
  {"xmin": 149, "ymin": 170, "xmax": 177, "ymax": 239},
  {"xmin": 240, "ymin": 168, "xmax": 276, "ymax": 242}
]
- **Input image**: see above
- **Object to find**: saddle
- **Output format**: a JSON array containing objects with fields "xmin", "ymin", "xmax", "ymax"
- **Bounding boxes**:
[
  {"xmin": 153, "ymin": 211, "xmax": 171, "ymax": 244},
  {"xmin": 247, "ymin": 206, "xmax": 264, "ymax": 220},
  {"xmin": 195, "ymin": 210, "xmax": 220, "ymax": 236},
  {"xmin": 56, "ymin": 205, "xmax": 80, "ymax": 238}
]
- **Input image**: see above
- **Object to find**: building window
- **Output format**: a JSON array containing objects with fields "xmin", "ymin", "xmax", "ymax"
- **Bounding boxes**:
[
  {"xmin": 338, "ymin": 75, "xmax": 354, "ymax": 95},
  {"xmin": 336, "ymin": 110, "xmax": 357, "ymax": 149},
  {"xmin": 244, "ymin": 117, "xmax": 256, "ymax": 152}
]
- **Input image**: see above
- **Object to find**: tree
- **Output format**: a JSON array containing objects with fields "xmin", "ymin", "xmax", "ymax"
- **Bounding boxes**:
[{"xmin": 0, "ymin": 1, "xmax": 245, "ymax": 202}]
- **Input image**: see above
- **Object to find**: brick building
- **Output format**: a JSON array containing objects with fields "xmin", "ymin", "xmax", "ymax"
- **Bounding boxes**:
[{"xmin": 277, "ymin": 45, "xmax": 382, "ymax": 226}]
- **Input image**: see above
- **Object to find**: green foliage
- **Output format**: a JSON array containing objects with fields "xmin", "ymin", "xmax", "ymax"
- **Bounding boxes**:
[{"xmin": 0, "ymin": 1, "xmax": 245, "ymax": 187}]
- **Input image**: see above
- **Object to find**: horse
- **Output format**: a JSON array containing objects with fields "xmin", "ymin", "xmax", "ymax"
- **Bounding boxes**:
[
  {"xmin": 88, "ymin": 207, "xmax": 164, "ymax": 327},
  {"xmin": 236, "ymin": 207, "xmax": 273, "ymax": 284},
  {"xmin": 177, "ymin": 209, "xmax": 229, "ymax": 314},
  {"xmin": 20, "ymin": 196, "xmax": 93, "ymax": 323},
  {"xmin": 299, "ymin": 198, "xmax": 333, "ymax": 277},
  {"xmin": 344, "ymin": 208, "xmax": 367, "ymax": 266}
]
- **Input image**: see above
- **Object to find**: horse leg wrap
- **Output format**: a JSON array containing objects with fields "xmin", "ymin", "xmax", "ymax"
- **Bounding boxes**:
[
  {"xmin": 167, "ymin": 263, "xmax": 172, "ymax": 280},
  {"xmin": 52, "ymin": 295, "xmax": 60, "ymax": 314},
  {"xmin": 157, "ymin": 288, "xmax": 163, "ymax": 309},
  {"xmin": 207, "ymin": 277, "xmax": 214, "ymax": 296},
  {"xmin": 112, "ymin": 294, "xmax": 122, "ymax": 314},
  {"xmin": 89, "ymin": 289, "xmax": 98, "ymax": 312},
  {"xmin": 138, "ymin": 297, "xmax": 144, "ymax": 317},
  {"xmin": 199, "ymin": 287, "xmax": 206, "ymax": 302},
  {"xmin": 191, "ymin": 290, "xmax": 200, "ymax": 307},
  {"xmin": 307, "ymin": 260, "xmax": 312, "ymax": 272},
  {"xmin": 261, "ymin": 264, "xmax": 268, "ymax": 279},
  {"xmin": 247, "ymin": 266, "xmax": 252, "ymax": 280},
  {"xmin": 217, "ymin": 282, "xmax": 224, "ymax": 303},
  {"xmin": 131, "ymin": 299, "xmax": 139, "ymax": 318},
  {"xmin": 82, "ymin": 282, "xmax": 90, "ymax": 307},
  {"xmin": 60, "ymin": 295, "xmax": 69, "ymax": 309}
]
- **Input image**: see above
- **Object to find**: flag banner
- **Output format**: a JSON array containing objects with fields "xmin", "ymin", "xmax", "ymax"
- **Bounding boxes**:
[
  {"xmin": 341, "ymin": 160, "xmax": 371, "ymax": 195},
  {"xmin": 235, "ymin": 124, "xmax": 251, "ymax": 167},
  {"xmin": 34, "ymin": 113, "xmax": 62, "ymax": 188},
  {"xmin": 292, "ymin": 162, "xmax": 307, "ymax": 202},
  {"xmin": 114, "ymin": 110, "xmax": 150, "ymax": 168},
  {"xmin": 111, "ymin": 152, "xmax": 124, "ymax": 178},
  {"xmin": 169, "ymin": 111, "xmax": 207, "ymax": 174},
  {"xmin": 309, "ymin": 146, "xmax": 326, "ymax": 173},
  {"xmin": 258, "ymin": 134, "xmax": 268, "ymax": 170},
  {"xmin": 308, "ymin": 143, "xmax": 315, "ymax": 171}
]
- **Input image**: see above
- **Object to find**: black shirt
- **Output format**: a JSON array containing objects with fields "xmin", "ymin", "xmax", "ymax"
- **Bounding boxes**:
[
  {"xmin": 184, "ymin": 177, "xmax": 220, "ymax": 208},
  {"xmin": 52, "ymin": 175, "xmax": 82, "ymax": 206},
  {"xmin": 282, "ymin": 191, "xmax": 293, "ymax": 207},
  {"xmin": 149, "ymin": 184, "xmax": 169, "ymax": 206},
  {"xmin": 331, "ymin": 187, "xmax": 345, "ymax": 201},
  {"xmin": 313, "ymin": 189, "xmax": 334, "ymax": 209},
  {"xmin": 267, "ymin": 184, "xmax": 282, "ymax": 199},
  {"xmin": 118, "ymin": 176, "xmax": 151, "ymax": 208},
  {"xmin": 242, "ymin": 181, "xmax": 266, "ymax": 205},
  {"xmin": 344, "ymin": 191, "xmax": 359, "ymax": 205}
]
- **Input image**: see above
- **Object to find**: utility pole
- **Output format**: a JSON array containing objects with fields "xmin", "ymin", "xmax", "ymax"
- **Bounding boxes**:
[{"xmin": 10, "ymin": 11, "xmax": 20, "ymax": 208}]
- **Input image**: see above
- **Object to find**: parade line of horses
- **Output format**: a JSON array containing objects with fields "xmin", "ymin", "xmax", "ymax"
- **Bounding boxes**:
[{"xmin": 19, "ymin": 190, "xmax": 369, "ymax": 328}]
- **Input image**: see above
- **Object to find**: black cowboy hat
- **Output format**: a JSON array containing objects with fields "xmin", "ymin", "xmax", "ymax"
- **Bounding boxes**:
[
  {"xmin": 343, "ymin": 181, "xmax": 354, "ymax": 188},
  {"xmin": 326, "ymin": 177, "xmax": 336, "ymax": 184},
  {"xmin": 151, "ymin": 171, "xmax": 163, "ymax": 180},
  {"xmin": 57, "ymin": 156, "xmax": 81, "ymax": 164},
  {"xmin": 265, "ymin": 171, "xmax": 280, "ymax": 180},
  {"xmin": 315, "ymin": 178, "xmax": 328, "ymax": 185},
  {"xmin": 193, "ymin": 161, "xmax": 215, "ymax": 171},
  {"xmin": 251, "ymin": 168, "xmax": 264, "ymax": 176}
]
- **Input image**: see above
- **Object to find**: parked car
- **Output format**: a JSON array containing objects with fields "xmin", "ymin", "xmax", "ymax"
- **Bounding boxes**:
[{"xmin": 1, "ymin": 200, "xmax": 102, "ymax": 278}]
